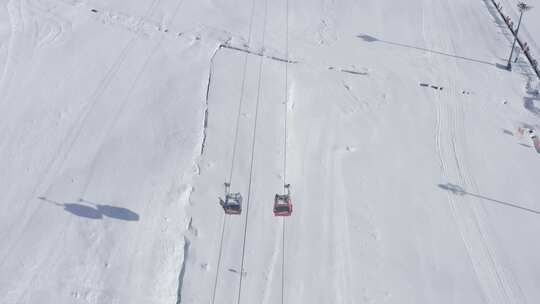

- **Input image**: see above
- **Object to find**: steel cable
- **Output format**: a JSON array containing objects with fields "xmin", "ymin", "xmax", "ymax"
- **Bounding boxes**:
[
  {"xmin": 281, "ymin": 1, "xmax": 290, "ymax": 303},
  {"xmin": 211, "ymin": 0, "xmax": 258, "ymax": 302},
  {"xmin": 236, "ymin": 0, "xmax": 269, "ymax": 302}
]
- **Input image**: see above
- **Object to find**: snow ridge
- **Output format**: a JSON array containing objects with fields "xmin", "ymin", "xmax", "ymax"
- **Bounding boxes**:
[
  {"xmin": 176, "ymin": 235, "xmax": 191, "ymax": 304},
  {"xmin": 201, "ymin": 46, "xmax": 220, "ymax": 156}
]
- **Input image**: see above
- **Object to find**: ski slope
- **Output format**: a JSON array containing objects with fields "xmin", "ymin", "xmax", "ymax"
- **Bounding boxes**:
[
  {"xmin": 496, "ymin": 0, "xmax": 540, "ymax": 66},
  {"xmin": 1, "ymin": 0, "xmax": 540, "ymax": 304}
]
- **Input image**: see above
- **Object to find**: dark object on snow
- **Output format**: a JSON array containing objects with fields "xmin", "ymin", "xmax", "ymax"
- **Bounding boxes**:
[
  {"xmin": 438, "ymin": 183, "xmax": 466, "ymax": 196},
  {"xmin": 420, "ymin": 83, "xmax": 429, "ymax": 87},
  {"xmin": 78, "ymin": 198, "xmax": 140, "ymax": 221},
  {"xmin": 502, "ymin": 129, "xmax": 514, "ymax": 136},
  {"xmin": 220, "ymin": 183, "xmax": 242, "ymax": 215},
  {"xmin": 91, "ymin": 9, "xmax": 98, "ymax": 13},
  {"xmin": 95, "ymin": 204, "xmax": 139, "ymax": 221},
  {"xmin": 357, "ymin": 34, "xmax": 378, "ymax": 42},
  {"xmin": 533, "ymin": 137, "xmax": 540, "ymax": 153},
  {"xmin": 273, "ymin": 184, "xmax": 293, "ymax": 216},
  {"xmin": 63, "ymin": 203, "xmax": 103, "ymax": 219}
]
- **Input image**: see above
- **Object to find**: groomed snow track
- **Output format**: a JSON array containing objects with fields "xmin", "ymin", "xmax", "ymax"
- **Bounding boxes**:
[{"xmin": 2, "ymin": 0, "xmax": 540, "ymax": 303}]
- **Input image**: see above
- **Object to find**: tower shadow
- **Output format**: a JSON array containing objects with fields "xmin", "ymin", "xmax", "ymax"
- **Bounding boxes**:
[
  {"xmin": 437, "ymin": 183, "xmax": 540, "ymax": 215},
  {"xmin": 357, "ymin": 34, "xmax": 497, "ymax": 67},
  {"xmin": 39, "ymin": 197, "xmax": 103, "ymax": 219}
]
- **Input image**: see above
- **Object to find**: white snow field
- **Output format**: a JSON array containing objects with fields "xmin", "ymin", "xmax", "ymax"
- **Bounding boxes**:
[
  {"xmin": 496, "ymin": 0, "xmax": 540, "ymax": 66},
  {"xmin": 1, "ymin": 0, "xmax": 540, "ymax": 303}
]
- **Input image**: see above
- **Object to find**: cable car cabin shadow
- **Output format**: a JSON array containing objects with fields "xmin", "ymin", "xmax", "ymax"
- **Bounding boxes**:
[
  {"xmin": 38, "ymin": 197, "xmax": 140, "ymax": 221},
  {"xmin": 80, "ymin": 199, "xmax": 139, "ymax": 221}
]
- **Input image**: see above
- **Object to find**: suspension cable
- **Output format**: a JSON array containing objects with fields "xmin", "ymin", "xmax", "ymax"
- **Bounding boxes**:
[
  {"xmin": 281, "ymin": 1, "xmax": 290, "ymax": 303},
  {"xmin": 237, "ymin": 0, "xmax": 269, "ymax": 302},
  {"xmin": 283, "ymin": 0, "xmax": 290, "ymax": 191},
  {"xmin": 211, "ymin": 215, "xmax": 227, "ymax": 304},
  {"xmin": 281, "ymin": 218, "xmax": 286, "ymax": 304},
  {"xmin": 211, "ymin": 1, "xmax": 258, "ymax": 303},
  {"xmin": 228, "ymin": 0, "xmax": 259, "ymax": 185}
]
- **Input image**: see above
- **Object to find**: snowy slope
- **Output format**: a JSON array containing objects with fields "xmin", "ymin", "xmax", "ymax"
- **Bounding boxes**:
[
  {"xmin": 1, "ymin": 0, "xmax": 540, "ymax": 304},
  {"xmin": 497, "ymin": 0, "xmax": 540, "ymax": 66}
]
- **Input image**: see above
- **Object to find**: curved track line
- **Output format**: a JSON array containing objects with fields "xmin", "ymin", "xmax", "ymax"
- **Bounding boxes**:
[
  {"xmin": 445, "ymin": 2, "xmax": 523, "ymax": 303},
  {"xmin": 431, "ymin": 1, "xmax": 523, "ymax": 303}
]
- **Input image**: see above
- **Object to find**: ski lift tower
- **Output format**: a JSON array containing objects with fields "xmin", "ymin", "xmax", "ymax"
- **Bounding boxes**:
[{"xmin": 507, "ymin": 2, "xmax": 533, "ymax": 70}]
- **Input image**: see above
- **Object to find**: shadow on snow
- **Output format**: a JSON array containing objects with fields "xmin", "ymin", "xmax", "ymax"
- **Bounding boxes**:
[
  {"xmin": 39, "ymin": 197, "xmax": 140, "ymax": 221},
  {"xmin": 438, "ymin": 183, "xmax": 540, "ymax": 215},
  {"xmin": 524, "ymin": 96, "xmax": 540, "ymax": 117},
  {"xmin": 357, "ymin": 34, "xmax": 497, "ymax": 67}
]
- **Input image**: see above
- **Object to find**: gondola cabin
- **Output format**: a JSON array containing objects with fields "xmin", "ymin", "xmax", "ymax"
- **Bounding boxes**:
[
  {"xmin": 220, "ymin": 192, "xmax": 242, "ymax": 215},
  {"xmin": 273, "ymin": 193, "xmax": 292, "ymax": 216}
]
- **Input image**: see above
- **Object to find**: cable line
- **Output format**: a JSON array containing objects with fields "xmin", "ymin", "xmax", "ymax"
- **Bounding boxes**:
[
  {"xmin": 281, "ymin": 1, "xmax": 290, "ymax": 303},
  {"xmin": 281, "ymin": 218, "xmax": 286, "ymax": 304},
  {"xmin": 283, "ymin": 0, "xmax": 290, "ymax": 191},
  {"xmin": 210, "ymin": 216, "xmax": 227, "ymax": 304},
  {"xmin": 211, "ymin": 0, "xmax": 258, "ymax": 303},
  {"xmin": 228, "ymin": 0, "xmax": 259, "ymax": 186},
  {"xmin": 237, "ymin": 0, "xmax": 269, "ymax": 302}
]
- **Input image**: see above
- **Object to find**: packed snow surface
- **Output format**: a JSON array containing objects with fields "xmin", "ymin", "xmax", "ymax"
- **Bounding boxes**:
[{"xmin": 1, "ymin": 0, "xmax": 540, "ymax": 303}]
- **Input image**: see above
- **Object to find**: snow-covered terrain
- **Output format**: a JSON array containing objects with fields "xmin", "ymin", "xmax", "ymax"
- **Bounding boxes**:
[
  {"xmin": 1, "ymin": 0, "xmax": 540, "ymax": 303},
  {"xmin": 497, "ymin": 0, "xmax": 540, "ymax": 67}
]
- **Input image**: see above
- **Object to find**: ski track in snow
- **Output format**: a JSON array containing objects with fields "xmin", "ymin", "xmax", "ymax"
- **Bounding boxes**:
[
  {"xmin": 0, "ymin": 0, "xmax": 216, "ymax": 302},
  {"xmin": 0, "ymin": 0, "xmax": 154, "ymax": 266},
  {"xmin": 1, "ymin": 0, "xmax": 540, "ymax": 303},
  {"xmin": 428, "ymin": 1, "xmax": 524, "ymax": 303}
]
